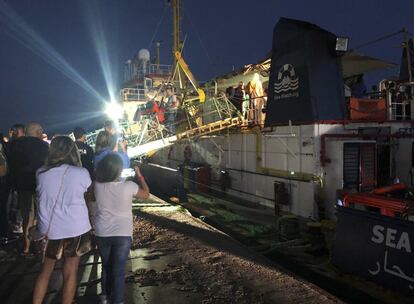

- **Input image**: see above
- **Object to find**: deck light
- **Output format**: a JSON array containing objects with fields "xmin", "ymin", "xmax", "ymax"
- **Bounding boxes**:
[
  {"xmin": 336, "ymin": 37, "xmax": 349, "ymax": 52},
  {"xmin": 105, "ymin": 101, "xmax": 124, "ymax": 121}
]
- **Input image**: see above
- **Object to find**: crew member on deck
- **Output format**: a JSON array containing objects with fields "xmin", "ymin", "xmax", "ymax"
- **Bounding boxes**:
[
  {"xmin": 165, "ymin": 86, "xmax": 178, "ymax": 134},
  {"xmin": 148, "ymin": 90, "xmax": 165, "ymax": 124},
  {"xmin": 232, "ymin": 81, "xmax": 245, "ymax": 113},
  {"xmin": 248, "ymin": 73, "xmax": 265, "ymax": 126}
]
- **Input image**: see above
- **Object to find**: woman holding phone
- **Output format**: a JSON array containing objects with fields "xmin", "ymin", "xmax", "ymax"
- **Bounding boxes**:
[{"xmin": 94, "ymin": 153, "xmax": 149, "ymax": 304}]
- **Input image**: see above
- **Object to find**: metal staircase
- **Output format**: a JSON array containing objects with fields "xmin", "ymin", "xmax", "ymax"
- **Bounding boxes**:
[{"xmin": 84, "ymin": 94, "xmax": 242, "ymax": 158}]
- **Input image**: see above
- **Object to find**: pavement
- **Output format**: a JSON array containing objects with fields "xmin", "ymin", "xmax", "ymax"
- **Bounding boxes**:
[{"xmin": 0, "ymin": 195, "xmax": 341, "ymax": 304}]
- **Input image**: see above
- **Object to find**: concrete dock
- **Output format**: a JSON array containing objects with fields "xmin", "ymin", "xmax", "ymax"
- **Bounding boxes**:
[{"xmin": 0, "ymin": 195, "xmax": 341, "ymax": 303}]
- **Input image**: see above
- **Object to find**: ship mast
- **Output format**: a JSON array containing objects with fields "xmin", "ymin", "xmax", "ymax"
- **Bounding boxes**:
[{"xmin": 171, "ymin": 0, "xmax": 182, "ymax": 68}]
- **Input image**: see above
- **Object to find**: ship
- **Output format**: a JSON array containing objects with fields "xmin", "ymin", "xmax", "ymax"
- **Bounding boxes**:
[
  {"xmin": 87, "ymin": 0, "xmax": 414, "ymax": 296},
  {"xmin": 116, "ymin": 7, "xmax": 414, "ymax": 222}
]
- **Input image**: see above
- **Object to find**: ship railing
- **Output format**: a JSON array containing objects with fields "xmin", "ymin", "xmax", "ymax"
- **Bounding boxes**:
[
  {"xmin": 127, "ymin": 94, "xmax": 241, "ymax": 149},
  {"xmin": 83, "ymin": 94, "xmax": 242, "ymax": 155},
  {"xmin": 121, "ymin": 88, "xmax": 147, "ymax": 102},
  {"xmin": 375, "ymin": 80, "xmax": 414, "ymax": 121},
  {"xmin": 389, "ymin": 98, "xmax": 413, "ymax": 120},
  {"xmin": 124, "ymin": 64, "xmax": 173, "ymax": 82},
  {"xmin": 149, "ymin": 63, "xmax": 172, "ymax": 75},
  {"xmin": 124, "ymin": 62, "xmax": 173, "ymax": 82},
  {"xmin": 164, "ymin": 94, "xmax": 243, "ymax": 141},
  {"xmin": 84, "ymin": 128, "xmax": 104, "ymax": 148},
  {"xmin": 346, "ymin": 83, "xmax": 414, "ymax": 121},
  {"xmin": 83, "ymin": 117, "xmax": 167, "ymax": 150},
  {"xmin": 387, "ymin": 82, "xmax": 414, "ymax": 120}
]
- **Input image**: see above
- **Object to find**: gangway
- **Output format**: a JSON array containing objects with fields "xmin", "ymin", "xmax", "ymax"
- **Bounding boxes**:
[
  {"xmin": 84, "ymin": 94, "xmax": 242, "ymax": 159},
  {"xmin": 84, "ymin": 24, "xmax": 243, "ymax": 157}
]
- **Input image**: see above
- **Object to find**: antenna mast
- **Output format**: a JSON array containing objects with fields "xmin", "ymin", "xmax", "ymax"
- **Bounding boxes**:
[{"xmin": 171, "ymin": 0, "xmax": 182, "ymax": 67}]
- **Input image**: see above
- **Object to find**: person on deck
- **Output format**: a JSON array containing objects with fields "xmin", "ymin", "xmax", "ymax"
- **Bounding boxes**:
[
  {"xmin": 242, "ymin": 92, "xmax": 250, "ymax": 125},
  {"xmin": 349, "ymin": 74, "xmax": 367, "ymax": 98},
  {"xmin": 152, "ymin": 99, "xmax": 165, "ymax": 124},
  {"xmin": 164, "ymin": 86, "xmax": 178, "ymax": 134},
  {"xmin": 249, "ymin": 73, "xmax": 265, "ymax": 126},
  {"xmin": 233, "ymin": 81, "xmax": 245, "ymax": 114},
  {"xmin": 94, "ymin": 153, "xmax": 149, "ymax": 304},
  {"xmin": 149, "ymin": 90, "xmax": 165, "ymax": 124}
]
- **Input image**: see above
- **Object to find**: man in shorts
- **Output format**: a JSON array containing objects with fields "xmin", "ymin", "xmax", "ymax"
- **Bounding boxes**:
[{"xmin": 11, "ymin": 122, "xmax": 48, "ymax": 255}]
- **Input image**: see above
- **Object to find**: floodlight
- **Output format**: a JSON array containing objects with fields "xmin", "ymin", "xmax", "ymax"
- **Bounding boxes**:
[
  {"xmin": 336, "ymin": 37, "xmax": 349, "ymax": 52},
  {"xmin": 105, "ymin": 101, "xmax": 124, "ymax": 120}
]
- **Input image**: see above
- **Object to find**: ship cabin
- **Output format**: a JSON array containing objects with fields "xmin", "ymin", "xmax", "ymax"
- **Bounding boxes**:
[{"xmin": 121, "ymin": 48, "xmax": 172, "ymax": 122}]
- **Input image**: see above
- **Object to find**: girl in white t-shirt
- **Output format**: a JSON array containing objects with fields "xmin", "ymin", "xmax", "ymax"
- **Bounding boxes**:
[{"xmin": 94, "ymin": 153, "xmax": 149, "ymax": 304}]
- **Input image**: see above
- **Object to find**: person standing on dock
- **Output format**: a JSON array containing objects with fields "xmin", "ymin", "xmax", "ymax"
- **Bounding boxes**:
[
  {"xmin": 33, "ymin": 136, "xmax": 92, "ymax": 304},
  {"xmin": 94, "ymin": 130, "xmax": 130, "ymax": 170},
  {"xmin": 94, "ymin": 153, "xmax": 150, "ymax": 304},
  {"xmin": 11, "ymin": 122, "xmax": 49, "ymax": 256},
  {"xmin": 104, "ymin": 120, "xmax": 117, "ymax": 135},
  {"xmin": 73, "ymin": 127, "xmax": 94, "ymax": 176},
  {"xmin": 0, "ymin": 143, "xmax": 8, "ymax": 242},
  {"xmin": 7, "ymin": 123, "xmax": 26, "ymax": 235}
]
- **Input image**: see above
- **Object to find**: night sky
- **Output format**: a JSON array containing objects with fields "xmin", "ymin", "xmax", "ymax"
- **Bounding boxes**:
[{"xmin": 0, "ymin": 0, "xmax": 413, "ymax": 135}]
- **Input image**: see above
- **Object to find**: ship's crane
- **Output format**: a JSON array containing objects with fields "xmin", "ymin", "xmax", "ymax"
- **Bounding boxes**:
[
  {"xmin": 173, "ymin": 51, "xmax": 206, "ymax": 103},
  {"xmin": 82, "ymin": 0, "xmax": 243, "ymax": 158}
]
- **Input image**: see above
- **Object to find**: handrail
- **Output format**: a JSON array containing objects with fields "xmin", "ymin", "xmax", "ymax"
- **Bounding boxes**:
[{"xmin": 343, "ymin": 193, "xmax": 407, "ymax": 217}]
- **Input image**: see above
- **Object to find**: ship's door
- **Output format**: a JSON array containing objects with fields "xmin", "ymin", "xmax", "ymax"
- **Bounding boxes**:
[
  {"xmin": 377, "ymin": 143, "xmax": 391, "ymax": 187},
  {"xmin": 343, "ymin": 142, "xmax": 377, "ymax": 192}
]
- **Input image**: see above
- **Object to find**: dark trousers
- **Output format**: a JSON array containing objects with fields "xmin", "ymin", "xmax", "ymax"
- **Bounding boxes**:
[
  {"xmin": 96, "ymin": 236, "xmax": 131, "ymax": 304},
  {"xmin": 166, "ymin": 111, "xmax": 177, "ymax": 134},
  {"xmin": 0, "ymin": 181, "xmax": 10, "ymax": 237}
]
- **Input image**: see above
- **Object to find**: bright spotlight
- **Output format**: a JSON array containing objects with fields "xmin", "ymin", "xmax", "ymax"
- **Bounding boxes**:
[{"xmin": 105, "ymin": 101, "xmax": 124, "ymax": 120}]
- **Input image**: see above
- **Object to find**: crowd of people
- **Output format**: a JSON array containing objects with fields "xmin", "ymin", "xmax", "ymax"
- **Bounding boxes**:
[
  {"xmin": 133, "ymin": 85, "xmax": 179, "ymax": 134},
  {"xmin": 226, "ymin": 74, "xmax": 268, "ymax": 126},
  {"xmin": 0, "ymin": 121, "xmax": 150, "ymax": 304},
  {"xmin": 131, "ymin": 80, "xmax": 268, "ymax": 136}
]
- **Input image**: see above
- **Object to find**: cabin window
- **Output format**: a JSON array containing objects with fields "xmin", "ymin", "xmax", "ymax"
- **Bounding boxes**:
[
  {"xmin": 144, "ymin": 77, "xmax": 153, "ymax": 88},
  {"xmin": 343, "ymin": 142, "xmax": 377, "ymax": 192}
]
